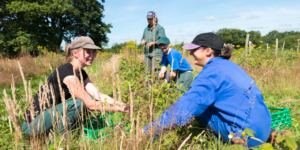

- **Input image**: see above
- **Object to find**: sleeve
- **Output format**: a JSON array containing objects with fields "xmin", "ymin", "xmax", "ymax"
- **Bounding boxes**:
[
  {"xmin": 81, "ymin": 69, "xmax": 88, "ymax": 80},
  {"xmin": 142, "ymin": 74, "xmax": 215, "ymax": 135},
  {"xmin": 58, "ymin": 66, "xmax": 74, "ymax": 81},
  {"xmin": 170, "ymin": 52, "xmax": 181, "ymax": 71},
  {"xmin": 155, "ymin": 26, "xmax": 166, "ymax": 43},
  {"xmin": 160, "ymin": 55, "xmax": 168, "ymax": 66},
  {"xmin": 141, "ymin": 28, "xmax": 146, "ymax": 41}
]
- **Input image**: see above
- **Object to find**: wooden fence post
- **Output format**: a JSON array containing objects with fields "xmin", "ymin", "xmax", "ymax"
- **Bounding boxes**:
[
  {"xmin": 245, "ymin": 34, "xmax": 249, "ymax": 56},
  {"xmin": 249, "ymin": 41, "xmax": 252, "ymax": 54},
  {"xmin": 297, "ymin": 39, "xmax": 299, "ymax": 52},
  {"xmin": 275, "ymin": 38, "xmax": 278, "ymax": 55},
  {"xmin": 281, "ymin": 41, "xmax": 285, "ymax": 55}
]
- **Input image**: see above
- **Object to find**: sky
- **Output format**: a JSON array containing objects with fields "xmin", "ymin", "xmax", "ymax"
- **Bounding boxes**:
[{"xmin": 64, "ymin": 0, "xmax": 300, "ymax": 48}]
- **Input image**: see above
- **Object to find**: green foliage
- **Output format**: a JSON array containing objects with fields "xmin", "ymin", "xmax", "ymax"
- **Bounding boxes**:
[
  {"xmin": 262, "ymin": 30, "xmax": 300, "ymax": 46},
  {"xmin": 216, "ymin": 29, "xmax": 300, "ymax": 50},
  {"xmin": 223, "ymin": 144, "xmax": 244, "ymax": 150},
  {"xmin": 278, "ymin": 35, "xmax": 300, "ymax": 50},
  {"xmin": 254, "ymin": 143, "xmax": 274, "ymax": 150},
  {"xmin": 171, "ymin": 42, "xmax": 185, "ymax": 51},
  {"xmin": 274, "ymin": 135, "xmax": 298, "ymax": 150},
  {"xmin": 103, "ymin": 41, "xmax": 143, "ymax": 54},
  {"xmin": 103, "ymin": 42, "xmax": 127, "ymax": 53},
  {"xmin": 216, "ymin": 28, "xmax": 248, "ymax": 46},
  {"xmin": 0, "ymin": 0, "xmax": 112, "ymax": 56},
  {"xmin": 242, "ymin": 128, "xmax": 256, "ymax": 138},
  {"xmin": 248, "ymin": 30, "xmax": 262, "ymax": 47}
]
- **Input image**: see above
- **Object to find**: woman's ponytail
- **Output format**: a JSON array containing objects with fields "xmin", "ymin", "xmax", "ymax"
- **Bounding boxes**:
[
  {"xmin": 212, "ymin": 44, "xmax": 233, "ymax": 60},
  {"xmin": 219, "ymin": 44, "xmax": 233, "ymax": 59},
  {"xmin": 65, "ymin": 44, "xmax": 72, "ymax": 62}
]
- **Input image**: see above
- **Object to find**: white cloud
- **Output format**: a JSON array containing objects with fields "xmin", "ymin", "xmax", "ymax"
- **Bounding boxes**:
[
  {"xmin": 205, "ymin": 16, "xmax": 215, "ymax": 21},
  {"xmin": 279, "ymin": 24, "xmax": 292, "ymax": 27},
  {"xmin": 219, "ymin": 15, "xmax": 239, "ymax": 19},
  {"xmin": 237, "ymin": 9, "xmax": 251, "ymax": 12},
  {"xmin": 278, "ymin": 7, "xmax": 300, "ymax": 14},
  {"xmin": 247, "ymin": 26, "xmax": 265, "ymax": 29},
  {"xmin": 246, "ymin": 15, "xmax": 259, "ymax": 20}
]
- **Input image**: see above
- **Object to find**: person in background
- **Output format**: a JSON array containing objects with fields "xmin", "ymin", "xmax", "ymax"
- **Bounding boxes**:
[
  {"xmin": 157, "ymin": 37, "xmax": 193, "ymax": 91},
  {"xmin": 142, "ymin": 33, "xmax": 271, "ymax": 148},
  {"xmin": 141, "ymin": 11, "xmax": 166, "ymax": 72},
  {"xmin": 23, "ymin": 36, "xmax": 130, "ymax": 136}
]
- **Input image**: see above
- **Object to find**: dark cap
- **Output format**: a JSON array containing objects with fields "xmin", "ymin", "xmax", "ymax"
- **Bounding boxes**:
[
  {"xmin": 182, "ymin": 33, "xmax": 223, "ymax": 50},
  {"xmin": 157, "ymin": 37, "xmax": 170, "ymax": 45},
  {"xmin": 146, "ymin": 11, "xmax": 156, "ymax": 18},
  {"xmin": 70, "ymin": 36, "xmax": 101, "ymax": 50}
]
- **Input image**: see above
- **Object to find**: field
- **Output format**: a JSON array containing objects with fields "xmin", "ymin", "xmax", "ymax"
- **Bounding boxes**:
[{"xmin": 0, "ymin": 45, "xmax": 300, "ymax": 149}]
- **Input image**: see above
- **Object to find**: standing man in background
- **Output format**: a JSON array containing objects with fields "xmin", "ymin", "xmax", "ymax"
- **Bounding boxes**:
[
  {"xmin": 157, "ymin": 37, "xmax": 193, "ymax": 92},
  {"xmin": 141, "ymin": 11, "xmax": 166, "ymax": 72}
]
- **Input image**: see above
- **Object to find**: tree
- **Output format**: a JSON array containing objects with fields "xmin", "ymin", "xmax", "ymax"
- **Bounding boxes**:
[
  {"xmin": 262, "ymin": 30, "xmax": 283, "ymax": 45},
  {"xmin": 248, "ymin": 30, "xmax": 261, "ymax": 47},
  {"xmin": 216, "ymin": 28, "xmax": 247, "ymax": 47},
  {"xmin": 279, "ymin": 35, "xmax": 300, "ymax": 50},
  {"xmin": 261, "ymin": 30, "xmax": 300, "ymax": 46},
  {"xmin": 0, "ymin": 0, "xmax": 112, "ymax": 56}
]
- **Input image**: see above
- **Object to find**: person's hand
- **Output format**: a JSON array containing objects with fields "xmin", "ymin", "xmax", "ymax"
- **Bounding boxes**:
[
  {"xmin": 115, "ymin": 101, "xmax": 125, "ymax": 106},
  {"xmin": 120, "ymin": 104, "xmax": 130, "ymax": 113},
  {"xmin": 147, "ymin": 42, "xmax": 155, "ymax": 47},
  {"xmin": 164, "ymin": 79, "xmax": 169, "ymax": 84},
  {"xmin": 158, "ymin": 72, "xmax": 165, "ymax": 78},
  {"xmin": 141, "ymin": 40, "xmax": 146, "ymax": 45},
  {"xmin": 138, "ymin": 129, "xmax": 145, "ymax": 139}
]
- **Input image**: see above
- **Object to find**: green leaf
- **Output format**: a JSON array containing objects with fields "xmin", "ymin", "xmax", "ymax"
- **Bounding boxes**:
[
  {"xmin": 285, "ymin": 136, "xmax": 298, "ymax": 150},
  {"xmin": 259, "ymin": 143, "xmax": 274, "ymax": 150},
  {"xmin": 223, "ymin": 144, "xmax": 244, "ymax": 150},
  {"xmin": 275, "ymin": 135, "xmax": 285, "ymax": 143},
  {"xmin": 244, "ymin": 128, "xmax": 256, "ymax": 137},
  {"xmin": 124, "ymin": 82, "xmax": 129, "ymax": 87}
]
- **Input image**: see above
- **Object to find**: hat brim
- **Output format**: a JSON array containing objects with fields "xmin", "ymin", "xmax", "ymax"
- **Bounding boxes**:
[
  {"xmin": 182, "ymin": 43, "xmax": 201, "ymax": 50},
  {"xmin": 82, "ymin": 43, "xmax": 101, "ymax": 50}
]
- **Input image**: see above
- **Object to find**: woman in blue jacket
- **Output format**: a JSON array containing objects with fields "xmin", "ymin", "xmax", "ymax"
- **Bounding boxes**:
[{"xmin": 142, "ymin": 33, "xmax": 271, "ymax": 148}]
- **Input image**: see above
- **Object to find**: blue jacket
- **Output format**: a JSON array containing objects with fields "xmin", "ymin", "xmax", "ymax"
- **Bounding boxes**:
[
  {"xmin": 161, "ymin": 48, "xmax": 193, "ymax": 72},
  {"xmin": 143, "ymin": 57, "xmax": 271, "ymax": 147}
]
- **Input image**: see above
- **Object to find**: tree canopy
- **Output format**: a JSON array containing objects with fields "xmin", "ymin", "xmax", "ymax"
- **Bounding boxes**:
[
  {"xmin": 216, "ymin": 28, "xmax": 300, "ymax": 49},
  {"xmin": 0, "ymin": 0, "xmax": 112, "ymax": 56},
  {"xmin": 216, "ymin": 28, "xmax": 247, "ymax": 46}
]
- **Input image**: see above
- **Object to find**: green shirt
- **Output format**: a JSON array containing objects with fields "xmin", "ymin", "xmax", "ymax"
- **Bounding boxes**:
[{"xmin": 141, "ymin": 23, "xmax": 165, "ymax": 57}]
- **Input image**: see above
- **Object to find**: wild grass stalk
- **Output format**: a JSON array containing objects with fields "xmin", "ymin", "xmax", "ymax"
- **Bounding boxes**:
[
  {"xmin": 56, "ymin": 69, "xmax": 69, "ymax": 149},
  {"xmin": 178, "ymin": 133, "xmax": 192, "ymax": 150},
  {"xmin": 18, "ymin": 61, "xmax": 28, "ymax": 102},
  {"xmin": 112, "ymin": 54, "xmax": 117, "ymax": 100},
  {"xmin": 3, "ymin": 89, "xmax": 23, "ymax": 142},
  {"xmin": 117, "ymin": 73, "xmax": 122, "ymax": 102}
]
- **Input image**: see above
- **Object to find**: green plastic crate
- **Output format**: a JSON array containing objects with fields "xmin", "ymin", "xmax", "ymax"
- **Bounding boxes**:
[
  {"xmin": 269, "ymin": 107, "xmax": 292, "ymax": 130},
  {"xmin": 83, "ymin": 113, "xmax": 125, "ymax": 139}
]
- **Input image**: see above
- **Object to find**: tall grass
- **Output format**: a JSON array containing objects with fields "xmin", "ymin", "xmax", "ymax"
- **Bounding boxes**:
[
  {"xmin": 0, "ymin": 48, "xmax": 300, "ymax": 149},
  {"xmin": 0, "ymin": 53, "xmax": 65, "ymax": 88}
]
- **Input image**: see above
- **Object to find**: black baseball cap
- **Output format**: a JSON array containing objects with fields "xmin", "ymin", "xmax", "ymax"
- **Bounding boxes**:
[{"xmin": 182, "ymin": 33, "xmax": 224, "ymax": 51}]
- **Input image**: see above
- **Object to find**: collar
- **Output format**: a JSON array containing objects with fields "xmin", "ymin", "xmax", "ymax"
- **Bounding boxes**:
[
  {"xmin": 205, "ymin": 57, "xmax": 223, "ymax": 66},
  {"xmin": 147, "ymin": 23, "xmax": 158, "ymax": 29}
]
